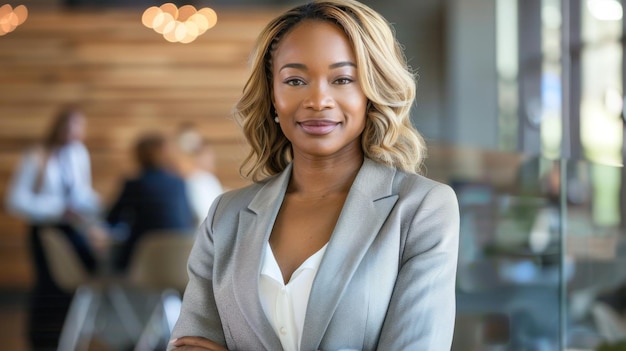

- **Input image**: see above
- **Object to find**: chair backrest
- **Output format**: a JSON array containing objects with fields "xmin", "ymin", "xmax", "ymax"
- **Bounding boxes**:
[
  {"xmin": 39, "ymin": 227, "xmax": 91, "ymax": 292},
  {"xmin": 126, "ymin": 230, "xmax": 195, "ymax": 292}
]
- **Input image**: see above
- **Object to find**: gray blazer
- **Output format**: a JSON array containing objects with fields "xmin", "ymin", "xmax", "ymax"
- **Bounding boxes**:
[{"xmin": 169, "ymin": 158, "xmax": 459, "ymax": 351}]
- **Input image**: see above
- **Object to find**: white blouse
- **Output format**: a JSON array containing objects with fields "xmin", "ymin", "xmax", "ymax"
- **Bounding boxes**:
[
  {"xmin": 5, "ymin": 142, "xmax": 101, "ymax": 223},
  {"xmin": 259, "ymin": 242, "xmax": 327, "ymax": 351}
]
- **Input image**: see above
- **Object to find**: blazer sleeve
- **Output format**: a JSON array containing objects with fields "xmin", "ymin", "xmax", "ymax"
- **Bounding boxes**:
[
  {"xmin": 167, "ymin": 194, "xmax": 226, "ymax": 350},
  {"xmin": 377, "ymin": 183, "xmax": 460, "ymax": 350}
]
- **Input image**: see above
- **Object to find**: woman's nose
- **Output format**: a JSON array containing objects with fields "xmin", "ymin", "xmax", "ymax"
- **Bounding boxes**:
[{"xmin": 303, "ymin": 83, "xmax": 335, "ymax": 111}]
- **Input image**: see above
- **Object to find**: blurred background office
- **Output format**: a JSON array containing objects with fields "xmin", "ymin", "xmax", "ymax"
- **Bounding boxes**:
[{"xmin": 1, "ymin": 0, "xmax": 625, "ymax": 350}]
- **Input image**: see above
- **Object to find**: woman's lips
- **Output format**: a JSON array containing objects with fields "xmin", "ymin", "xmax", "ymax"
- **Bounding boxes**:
[{"xmin": 298, "ymin": 120, "xmax": 339, "ymax": 135}]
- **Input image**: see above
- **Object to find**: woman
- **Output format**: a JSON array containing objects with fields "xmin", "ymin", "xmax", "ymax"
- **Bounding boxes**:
[
  {"xmin": 5, "ymin": 106, "xmax": 101, "ymax": 349},
  {"xmin": 170, "ymin": 1, "xmax": 459, "ymax": 350}
]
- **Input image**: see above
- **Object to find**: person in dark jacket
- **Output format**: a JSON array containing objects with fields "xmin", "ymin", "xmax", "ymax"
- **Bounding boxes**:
[{"xmin": 107, "ymin": 132, "xmax": 195, "ymax": 271}]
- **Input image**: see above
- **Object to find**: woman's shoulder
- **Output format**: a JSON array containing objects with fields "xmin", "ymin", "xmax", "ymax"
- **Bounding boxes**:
[
  {"xmin": 203, "ymin": 181, "xmax": 266, "ymax": 230},
  {"xmin": 215, "ymin": 181, "xmax": 265, "ymax": 209},
  {"xmin": 393, "ymin": 168, "xmax": 457, "ymax": 204}
]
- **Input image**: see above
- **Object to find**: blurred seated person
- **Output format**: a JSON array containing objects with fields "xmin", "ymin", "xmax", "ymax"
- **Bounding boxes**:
[
  {"xmin": 173, "ymin": 121, "xmax": 203, "ymax": 176},
  {"xmin": 5, "ymin": 106, "xmax": 101, "ymax": 350},
  {"xmin": 185, "ymin": 138, "xmax": 223, "ymax": 224},
  {"xmin": 106, "ymin": 132, "xmax": 195, "ymax": 272},
  {"xmin": 171, "ymin": 123, "xmax": 224, "ymax": 223}
]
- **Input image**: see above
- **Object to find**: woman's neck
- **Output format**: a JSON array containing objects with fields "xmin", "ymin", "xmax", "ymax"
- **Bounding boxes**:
[{"xmin": 288, "ymin": 151, "xmax": 364, "ymax": 198}]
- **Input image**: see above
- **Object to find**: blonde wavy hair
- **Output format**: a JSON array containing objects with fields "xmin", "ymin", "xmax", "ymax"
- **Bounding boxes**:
[{"xmin": 234, "ymin": 0, "xmax": 426, "ymax": 182}]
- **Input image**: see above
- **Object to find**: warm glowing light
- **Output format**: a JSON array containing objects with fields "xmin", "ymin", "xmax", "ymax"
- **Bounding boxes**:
[
  {"xmin": 159, "ymin": 3, "xmax": 178, "ymax": 19},
  {"xmin": 153, "ymin": 12, "xmax": 174, "ymax": 34},
  {"xmin": 142, "ymin": 6, "xmax": 161, "ymax": 28},
  {"xmin": 587, "ymin": 0, "xmax": 623, "ymax": 21},
  {"xmin": 174, "ymin": 22, "xmax": 188, "ymax": 42},
  {"xmin": 0, "ymin": 22, "xmax": 13, "ymax": 36},
  {"xmin": 178, "ymin": 5, "xmax": 196, "ymax": 21},
  {"xmin": 0, "ymin": 4, "xmax": 27, "ymax": 36},
  {"xmin": 151, "ymin": 11, "xmax": 166, "ymax": 29},
  {"xmin": 7, "ymin": 11, "xmax": 17, "ymax": 25},
  {"xmin": 162, "ymin": 19, "xmax": 177, "ymax": 36},
  {"xmin": 14, "ymin": 5, "xmax": 27, "ymax": 25},
  {"xmin": 189, "ymin": 13, "xmax": 209, "ymax": 34},
  {"xmin": 142, "ymin": 4, "xmax": 217, "ymax": 43},
  {"xmin": 198, "ymin": 7, "xmax": 217, "ymax": 29},
  {"xmin": 163, "ymin": 21, "xmax": 179, "ymax": 42},
  {"xmin": 0, "ymin": 4, "xmax": 12, "ymax": 18},
  {"xmin": 0, "ymin": 4, "xmax": 13, "ymax": 36},
  {"xmin": 180, "ymin": 20, "xmax": 199, "ymax": 43}
]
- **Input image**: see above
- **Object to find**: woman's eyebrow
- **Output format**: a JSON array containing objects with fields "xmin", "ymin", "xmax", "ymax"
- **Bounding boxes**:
[
  {"xmin": 279, "ymin": 61, "xmax": 356, "ymax": 72},
  {"xmin": 329, "ymin": 61, "xmax": 356, "ymax": 69},
  {"xmin": 279, "ymin": 63, "xmax": 307, "ymax": 72}
]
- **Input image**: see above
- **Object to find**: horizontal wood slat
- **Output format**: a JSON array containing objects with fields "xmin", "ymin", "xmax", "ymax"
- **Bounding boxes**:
[{"xmin": 0, "ymin": 67, "xmax": 252, "ymax": 89}]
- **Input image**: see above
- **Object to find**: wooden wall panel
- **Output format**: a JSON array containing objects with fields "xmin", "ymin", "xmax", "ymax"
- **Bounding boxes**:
[{"xmin": 0, "ymin": 8, "xmax": 279, "ymax": 289}]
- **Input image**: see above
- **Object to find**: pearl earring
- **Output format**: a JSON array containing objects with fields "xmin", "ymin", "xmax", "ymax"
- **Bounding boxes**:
[{"xmin": 274, "ymin": 116, "xmax": 279, "ymax": 123}]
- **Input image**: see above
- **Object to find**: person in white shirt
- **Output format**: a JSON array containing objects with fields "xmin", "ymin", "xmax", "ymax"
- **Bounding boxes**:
[
  {"xmin": 172, "ymin": 124, "xmax": 224, "ymax": 224},
  {"xmin": 185, "ymin": 139, "xmax": 224, "ymax": 225},
  {"xmin": 5, "ymin": 106, "xmax": 102, "ymax": 350}
]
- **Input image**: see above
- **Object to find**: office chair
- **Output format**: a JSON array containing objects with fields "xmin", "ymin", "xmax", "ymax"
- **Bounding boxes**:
[{"xmin": 43, "ymin": 228, "xmax": 194, "ymax": 351}]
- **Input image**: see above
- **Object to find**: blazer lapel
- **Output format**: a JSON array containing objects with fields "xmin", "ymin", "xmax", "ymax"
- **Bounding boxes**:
[
  {"xmin": 231, "ymin": 164, "xmax": 292, "ymax": 351},
  {"xmin": 301, "ymin": 159, "xmax": 399, "ymax": 351}
]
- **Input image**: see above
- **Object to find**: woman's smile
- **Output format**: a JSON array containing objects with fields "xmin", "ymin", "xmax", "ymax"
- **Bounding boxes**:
[{"xmin": 297, "ymin": 119, "xmax": 341, "ymax": 135}]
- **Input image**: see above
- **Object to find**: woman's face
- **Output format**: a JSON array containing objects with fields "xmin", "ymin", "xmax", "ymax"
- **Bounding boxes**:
[
  {"xmin": 271, "ymin": 20, "xmax": 367, "ymax": 160},
  {"xmin": 67, "ymin": 112, "xmax": 86, "ymax": 142}
]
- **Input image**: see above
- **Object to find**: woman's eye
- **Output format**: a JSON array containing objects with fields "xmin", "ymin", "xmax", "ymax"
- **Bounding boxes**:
[
  {"xmin": 285, "ymin": 78, "xmax": 305, "ymax": 86},
  {"xmin": 334, "ymin": 77, "xmax": 354, "ymax": 85}
]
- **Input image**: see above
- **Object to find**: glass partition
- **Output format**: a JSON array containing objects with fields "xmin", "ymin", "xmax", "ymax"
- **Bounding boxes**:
[
  {"xmin": 466, "ymin": 0, "xmax": 626, "ymax": 347},
  {"xmin": 443, "ymin": 150, "xmax": 562, "ymax": 350},
  {"xmin": 446, "ymin": 150, "xmax": 625, "ymax": 350},
  {"xmin": 565, "ymin": 159, "xmax": 625, "ymax": 350}
]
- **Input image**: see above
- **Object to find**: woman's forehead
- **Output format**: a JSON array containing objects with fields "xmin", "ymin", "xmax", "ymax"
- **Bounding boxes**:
[{"xmin": 271, "ymin": 20, "xmax": 356, "ymax": 67}]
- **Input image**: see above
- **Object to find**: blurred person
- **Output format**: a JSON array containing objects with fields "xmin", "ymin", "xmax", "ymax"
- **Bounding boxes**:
[
  {"xmin": 106, "ymin": 132, "xmax": 195, "ymax": 272},
  {"xmin": 5, "ymin": 106, "xmax": 101, "ymax": 350},
  {"xmin": 169, "ymin": 1, "xmax": 459, "ymax": 350},
  {"xmin": 185, "ymin": 138, "xmax": 224, "ymax": 224},
  {"xmin": 173, "ymin": 121, "xmax": 203, "ymax": 177},
  {"xmin": 171, "ymin": 122, "xmax": 224, "ymax": 224}
]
